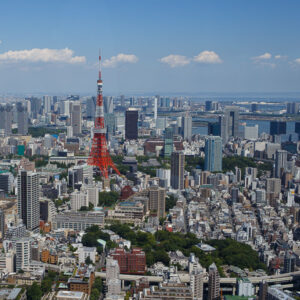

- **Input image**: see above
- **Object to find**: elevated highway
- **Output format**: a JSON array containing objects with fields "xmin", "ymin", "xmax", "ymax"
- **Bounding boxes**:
[{"xmin": 95, "ymin": 270, "xmax": 300, "ymax": 285}]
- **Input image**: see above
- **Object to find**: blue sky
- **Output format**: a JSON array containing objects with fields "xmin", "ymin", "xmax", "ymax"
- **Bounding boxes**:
[{"xmin": 0, "ymin": 0, "xmax": 300, "ymax": 95}]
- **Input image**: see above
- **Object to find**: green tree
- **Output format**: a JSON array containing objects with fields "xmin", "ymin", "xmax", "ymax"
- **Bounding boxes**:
[
  {"xmin": 41, "ymin": 277, "xmax": 52, "ymax": 294},
  {"xmin": 90, "ymin": 288, "xmax": 100, "ymax": 300},
  {"xmin": 27, "ymin": 282, "xmax": 42, "ymax": 300}
]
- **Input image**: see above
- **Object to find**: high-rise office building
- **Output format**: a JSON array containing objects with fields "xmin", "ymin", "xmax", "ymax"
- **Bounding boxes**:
[
  {"xmin": 16, "ymin": 238, "xmax": 31, "ymax": 271},
  {"xmin": 225, "ymin": 106, "xmax": 239, "ymax": 138},
  {"xmin": 154, "ymin": 97, "xmax": 158, "ymax": 121},
  {"xmin": 208, "ymin": 263, "xmax": 220, "ymax": 300},
  {"xmin": 86, "ymin": 96, "xmax": 96, "ymax": 119},
  {"xmin": 275, "ymin": 150, "xmax": 287, "ymax": 178},
  {"xmin": 208, "ymin": 122, "xmax": 220, "ymax": 136},
  {"xmin": 0, "ymin": 104, "xmax": 13, "ymax": 136},
  {"xmin": 43, "ymin": 95, "xmax": 52, "ymax": 113},
  {"xmin": 283, "ymin": 251, "xmax": 296, "ymax": 273},
  {"xmin": 30, "ymin": 97, "xmax": 42, "ymax": 118},
  {"xmin": 164, "ymin": 127, "xmax": 174, "ymax": 158},
  {"xmin": 270, "ymin": 121, "xmax": 286, "ymax": 136},
  {"xmin": 0, "ymin": 172, "xmax": 14, "ymax": 194},
  {"xmin": 71, "ymin": 102, "xmax": 82, "ymax": 136},
  {"xmin": 104, "ymin": 96, "xmax": 114, "ymax": 114},
  {"xmin": 171, "ymin": 152, "xmax": 185, "ymax": 190},
  {"xmin": 182, "ymin": 115, "xmax": 192, "ymax": 141},
  {"xmin": 204, "ymin": 136, "xmax": 222, "ymax": 172},
  {"xmin": 17, "ymin": 171, "xmax": 39, "ymax": 231},
  {"xmin": 266, "ymin": 178, "xmax": 281, "ymax": 195},
  {"xmin": 286, "ymin": 102, "xmax": 299, "ymax": 114},
  {"xmin": 148, "ymin": 186, "xmax": 166, "ymax": 218},
  {"xmin": 243, "ymin": 124, "xmax": 259, "ymax": 140},
  {"xmin": 251, "ymin": 103, "xmax": 258, "ymax": 113},
  {"xmin": 0, "ymin": 209, "xmax": 4, "ymax": 239},
  {"xmin": 125, "ymin": 109, "xmax": 138, "ymax": 140},
  {"xmin": 16, "ymin": 102, "xmax": 28, "ymax": 135},
  {"xmin": 219, "ymin": 115, "xmax": 229, "ymax": 144},
  {"xmin": 205, "ymin": 100, "xmax": 213, "ymax": 111}
]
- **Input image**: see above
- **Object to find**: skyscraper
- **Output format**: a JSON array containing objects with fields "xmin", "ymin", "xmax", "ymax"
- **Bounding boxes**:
[
  {"xmin": 205, "ymin": 100, "xmax": 213, "ymax": 111},
  {"xmin": 164, "ymin": 127, "xmax": 174, "ymax": 158},
  {"xmin": 275, "ymin": 150, "xmax": 287, "ymax": 178},
  {"xmin": 86, "ymin": 96, "xmax": 96, "ymax": 119},
  {"xmin": 283, "ymin": 251, "xmax": 296, "ymax": 273},
  {"xmin": 0, "ymin": 104, "xmax": 12, "ymax": 136},
  {"xmin": 219, "ymin": 115, "xmax": 228, "ymax": 144},
  {"xmin": 43, "ymin": 95, "xmax": 52, "ymax": 113},
  {"xmin": 225, "ymin": 106, "xmax": 239, "ymax": 138},
  {"xmin": 182, "ymin": 115, "xmax": 192, "ymax": 141},
  {"xmin": 286, "ymin": 102, "xmax": 299, "ymax": 114},
  {"xmin": 16, "ymin": 102, "xmax": 28, "ymax": 135},
  {"xmin": 71, "ymin": 102, "xmax": 82, "ymax": 136},
  {"xmin": 0, "ymin": 209, "xmax": 4, "ymax": 239},
  {"xmin": 16, "ymin": 238, "xmax": 31, "ymax": 272},
  {"xmin": 104, "ymin": 96, "xmax": 114, "ymax": 114},
  {"xmin": 148, "ymin": 186, "xmax": 166, "ymax": 218},
  {"xmin": 171, "ymin": 152, "xmax": 185, "ymax": 190},
  {"xmin": 204, "ymin": 136, "xmax": 222, "ymax": 172},
  {"xmin": 17, "ymin": 171, "xmax": 39, "ymax": 231},
  {"xmin": 125, "ymin": 109, "xmax": 138, "ymax": 140},
  {"xmin": 154, "ymin": 97, "xmax": 158, "ymax": 121},
  {"xmin": 270, "ymin": 121, "xmax": 286, "ymax": 136},
  {"xmin": 106, "ymin": 258, "xmax": 121, "ymax": 297},
  {"xmin": 30, "ymin": 97, "xmax": 42, "ymax": 118},
  {"xmin": 208, "ymin": 263, "xmax": 220, "ymax": 300}
]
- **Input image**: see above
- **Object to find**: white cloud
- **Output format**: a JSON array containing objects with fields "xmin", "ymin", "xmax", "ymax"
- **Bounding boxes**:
[
  {"xmin": 294, "ymin": 58, "xmax": 300, "ymax": 64},
  {"xmin": 0, "ymin": 48, "xmax": 86, "ymax": 64},
  {"xmin": 193, "ymin": 51, "xmax": 222, "ymax": 64},
  {"xmin": 252, "ymin": 52, "xmax": 272, "ymax": 61},
  {"xmin": 160, "ymin": 54, "xmax": 190, "ymax": 67},
  {"xmin": 102, "ymin": 53, "xmax": 138, "ymax": 68}
]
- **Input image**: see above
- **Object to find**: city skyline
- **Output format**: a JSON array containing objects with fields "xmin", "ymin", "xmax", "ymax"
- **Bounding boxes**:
[{"xmin": 0, "ymin": 0, "xmax": 300, "ymax": 94}]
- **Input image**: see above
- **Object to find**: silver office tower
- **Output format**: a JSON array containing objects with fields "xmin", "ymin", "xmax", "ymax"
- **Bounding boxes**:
[
  {"xmin": 17, "ymin": 171, "xmax": 39, "ymax": 231},
  {"xmin": 182, "ymin": 115, "xmax": 192, "ymax": 141}
]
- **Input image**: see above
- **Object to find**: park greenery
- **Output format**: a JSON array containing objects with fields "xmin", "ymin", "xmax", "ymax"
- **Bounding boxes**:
[
  {"xmin": 82, "ymin": 222, "xmax": 266, "ymax": 274},
  {"xmin": 165, "ymin": 194, "xmax": 177, "ymax": 212},
  {"xmin": 28, "ymin": 126, "xmax": 66, "ymax": 137},
  {"xmin": 98, "ymin": 191, "xmax": 119, "ymax": 207},
  {"xmin": 184, "ymin": 155, "xmax": 272, "ymax": 178}
]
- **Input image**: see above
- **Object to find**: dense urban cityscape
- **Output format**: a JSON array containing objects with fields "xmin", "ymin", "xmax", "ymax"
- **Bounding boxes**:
[{"xmin": 1, "ymin": 1, "xmax": 300, "ymax": 300}]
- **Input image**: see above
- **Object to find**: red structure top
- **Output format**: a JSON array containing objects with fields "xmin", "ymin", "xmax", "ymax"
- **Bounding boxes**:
[{"xmin": 87, "ymin": 55, "xmax": 120, "ymax": 178}]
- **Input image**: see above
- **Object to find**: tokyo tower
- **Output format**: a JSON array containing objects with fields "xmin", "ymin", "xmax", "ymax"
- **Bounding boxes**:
[{"xmin": 87, "ymin": 54, "xmax": 120, "ymax": 178}]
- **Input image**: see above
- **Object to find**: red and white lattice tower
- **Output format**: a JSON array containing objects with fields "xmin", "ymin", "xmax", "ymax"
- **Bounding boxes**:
[{"xmin": 87, "ymin": 54, "xmax": 120, "ymax": 178}]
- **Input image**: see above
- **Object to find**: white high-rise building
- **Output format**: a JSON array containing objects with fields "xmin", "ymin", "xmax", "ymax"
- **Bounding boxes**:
[
  {"xmin": 156, "ymin": 168, "xmax": 171, "ymax": 187},
  {"xmin": 43, "ymin": 96, "xmax": 52, "ymax": 113},
  {"xmin": 154, "ymin": 97, "xmax": 158, "ymax": 121},
  {"xmin": 182, "ymin": 115, "xmax": 192, "ymax": 141},
  {"xmin": 16, "ymin": 238, "xmax": 31, "ymax": 271},
  {"xmin": 70, "ymin": 190, "xmax": 87, "ymax": 211},
  {"xmin": 243, "ymin": 124, "xmax": 259, "ymax": 140},
  {"xmin": 86, "ymin": 187, "xmax": 99, "ymax": 207},
  {"xmin": 17, "ymin": 171, "xmax": 39, "ymax": 231},
  {"xmin": 106, "ymin": 258, "xmax": 121, "ymax": 296}
]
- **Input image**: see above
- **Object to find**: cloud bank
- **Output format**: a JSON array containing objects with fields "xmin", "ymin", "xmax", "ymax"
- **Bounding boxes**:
[
  {"xmin": 102, "ymin": 53, "xmax": 138, "ymax": 68},
  {"xmin": 0, "ymin": 48, "xmax": 86, "ymax": 64},
  {"xmin": 194, "ymin": 51, "xmax": 222, "ymax": 64},
  {"xmin": 160, "ymin": 54, "xmax": 190, "ymax": 67}
]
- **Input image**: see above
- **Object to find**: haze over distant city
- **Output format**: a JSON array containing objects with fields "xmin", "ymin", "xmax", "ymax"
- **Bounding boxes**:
[{"xmin": 1, "ymin": 0, "xmax": 300, "ymax": 95}]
